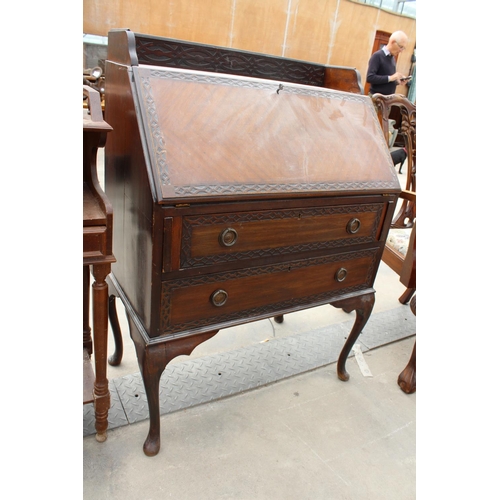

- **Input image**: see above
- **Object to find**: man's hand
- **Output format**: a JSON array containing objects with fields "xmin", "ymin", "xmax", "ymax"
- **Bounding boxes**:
[{"xmin": 389, "ymin": 72, "xmax": 405, "ymax": 84}]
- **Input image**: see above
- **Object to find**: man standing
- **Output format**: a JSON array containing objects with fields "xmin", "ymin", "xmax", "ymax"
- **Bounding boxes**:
[{"xmin": 366, "ymin": 31, "xmax": 409, "ymax": 96}]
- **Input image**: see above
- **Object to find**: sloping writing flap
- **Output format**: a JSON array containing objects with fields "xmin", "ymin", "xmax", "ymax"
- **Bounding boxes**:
[{"xmin": 133, "ymin": 66, "xmax": 400, "ymax": 203}]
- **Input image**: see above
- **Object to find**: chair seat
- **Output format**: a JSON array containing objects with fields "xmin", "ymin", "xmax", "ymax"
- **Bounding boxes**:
[{"xmin": 386, "ymin": 228, "xmax": 411, "ymax": 257}]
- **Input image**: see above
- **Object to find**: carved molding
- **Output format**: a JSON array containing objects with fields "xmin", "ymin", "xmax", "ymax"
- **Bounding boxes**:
[
  {"xmin": 173, "ymin": 180, "xmax": 397, "ymax": 197},
  {"xmin": 136, "ymin": 37, "xmax": 326, "ymax": 87}
]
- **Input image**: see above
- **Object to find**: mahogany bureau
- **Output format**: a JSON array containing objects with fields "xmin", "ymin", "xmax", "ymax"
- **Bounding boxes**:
[{"xmin": 104, "ymin": 29, "xmax": 401, "ymax": 456}]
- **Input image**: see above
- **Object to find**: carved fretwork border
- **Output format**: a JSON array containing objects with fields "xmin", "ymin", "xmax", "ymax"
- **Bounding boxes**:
[
  {"xmin": 171, "ymin": 180, "xmax": 397, "ymax": 197},
  {"xmin": 180, "ymin": 204, "xmax": 384, "ymax": 268},
  {"xmin": 135, "ymin": 36, "xmax": 326, "ymax": 87},
  {"xmin": 160, "ymin": 248, "xmax": 378, "ymax": 334}
]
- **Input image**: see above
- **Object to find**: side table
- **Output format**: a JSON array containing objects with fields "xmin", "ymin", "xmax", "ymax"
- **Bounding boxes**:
[{"xmin": 83, "ymin": 85, "xmax": 114, "ymax": 441}]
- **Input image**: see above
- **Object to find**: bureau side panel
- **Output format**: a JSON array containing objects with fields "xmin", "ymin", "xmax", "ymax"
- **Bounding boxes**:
[{"xmin": 104, "ymin": 60, "xmax": 155, "ymax": 332}]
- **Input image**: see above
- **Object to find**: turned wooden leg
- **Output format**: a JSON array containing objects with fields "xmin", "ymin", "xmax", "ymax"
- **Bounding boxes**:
[
  {"xmin": 333, "ymin": 293, "xmax": 375, "ymax": 382},
  {"xmin": 398, "ymin": 341, "xmax": 416, "ymax": 394},
  {"xmin": 83, "ymin": 266, "xmax": 93, "ymax": 355},
  {"xmin": 273, "ymin": 315, "xmax": 284, "ymax": 323},
  {"xmin": 129, "ymin": 320, "xmax": 219, "ymax": 457},
  {"xmin": 91, "ymin": 263, "xmax": 112, "ymax": 442},
  {"xmin": 108, "ymin": 294, "xmax": 124, "ymax": 366}
]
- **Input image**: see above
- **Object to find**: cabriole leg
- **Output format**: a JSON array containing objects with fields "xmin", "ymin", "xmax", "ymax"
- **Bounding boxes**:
[
  {"xmin": 398, "ymin": 295, "xmax": 416, "ymax": 393},
  {"xmin": 108, "ymin": 294, "xmax": 124, "ymax": 366},
  {"xmin": 128, "ymin": 322, "xmax": 219, "ymax": 457},
  {"xmin": 334, "ymin": 293, "xmax": 375, "ymax": 382},
  {"xmin": 134, "ymin": 341, "xmax": 169, "ymax": 457},
  {"xmin": 398, "ymin": 341, "xmax": 416, "ymax": 394}
]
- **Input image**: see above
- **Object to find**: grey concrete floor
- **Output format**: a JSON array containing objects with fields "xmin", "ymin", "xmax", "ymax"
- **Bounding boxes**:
[
  {"xmin": 83, "ymin": 150, "xmax": 416, "ymax": 499},
  {"xmin": 84, "ymin": 337, "xmax": 415, "ymax": 500}
]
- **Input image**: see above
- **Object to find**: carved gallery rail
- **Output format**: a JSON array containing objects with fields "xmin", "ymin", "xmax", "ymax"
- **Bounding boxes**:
[{"xmin": 104, "ymin": 29, "xmax": 400, "ymax": 456}]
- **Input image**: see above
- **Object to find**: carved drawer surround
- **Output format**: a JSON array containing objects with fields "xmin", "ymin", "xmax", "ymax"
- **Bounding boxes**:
[
  {"xmin": 178, "ymin": 202, "xmax": 385, "ymax": 269},
  {"xmin": 161, "ymin": 247, "xmax": 379, "ymax": 336}
]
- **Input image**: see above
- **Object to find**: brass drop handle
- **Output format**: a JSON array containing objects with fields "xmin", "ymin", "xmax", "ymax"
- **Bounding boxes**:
[
  {"xmin": 346, "ymin": 218, "xmax": 361, "ymax": 234},
  {"xmin": 335, "ymin": 268, "xmax": 348, "ymax": 282},
  {"xmin": 211, "ymin": 289, "xmax": 229, "ymax": 307},
  {"xmin": 219, "ymin": 228, "xmax": 238, "ymax": 247}
]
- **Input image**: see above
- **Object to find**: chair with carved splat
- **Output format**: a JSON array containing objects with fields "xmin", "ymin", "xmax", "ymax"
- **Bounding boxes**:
[
  {"xmin": 371, "ymin": 93, "xmax": 416, "ymax": 394},
  {"xmin": 372, "ymin": 93, "xmax": 416, "ymax": 304}
]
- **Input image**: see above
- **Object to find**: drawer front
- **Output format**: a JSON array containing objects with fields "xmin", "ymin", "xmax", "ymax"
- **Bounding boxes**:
[
  {"xmin": 159, "ymin": 248, "xmax": 378, "ymax": 336},
  {"xmin": 83, "ymin": 226, "xmax": 107, "ymax": 258},
  {"xmin": 180, "ymin": 204, "xmax": 384, "ymax": 269}
]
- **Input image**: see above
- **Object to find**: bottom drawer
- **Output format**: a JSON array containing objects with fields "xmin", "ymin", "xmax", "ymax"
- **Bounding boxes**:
[{"xmin": 159, "ymin": 248, "xmax": 379, "ymax": 336}]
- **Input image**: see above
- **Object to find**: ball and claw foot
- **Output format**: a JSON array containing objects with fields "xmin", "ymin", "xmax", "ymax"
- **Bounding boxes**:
[
  {"xmin": 398, "ymin": 370, "xmax": 416, "ymax": 394},
  {"xmin": 397, "ymin": 342, "xmax": 416, "ymax": 394}
]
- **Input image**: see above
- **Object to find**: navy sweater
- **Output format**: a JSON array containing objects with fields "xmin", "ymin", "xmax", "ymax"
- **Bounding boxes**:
[{"xmin": 366, "ymin": 49, "xmax": 397, "ymax": 95}]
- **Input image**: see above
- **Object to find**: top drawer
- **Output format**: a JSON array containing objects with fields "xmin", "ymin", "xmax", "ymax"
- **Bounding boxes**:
[{"xmin": 178, "ymin": 203, "xmax": 385, "ymax": 269}]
